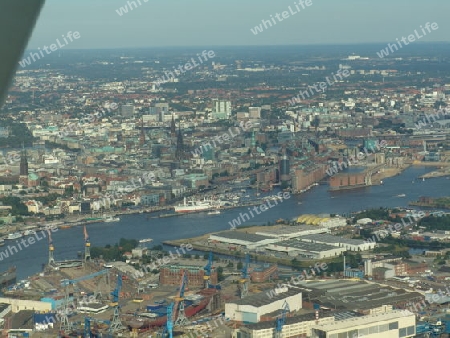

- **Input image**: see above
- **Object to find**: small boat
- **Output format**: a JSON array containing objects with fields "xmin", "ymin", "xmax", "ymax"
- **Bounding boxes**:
[
  {"xmin": 396, "ymin": 194, "xmax": 406, "ymax": 198},
  {"xmin": 23, "ymin": 230, "xmax": 36, "ymax": 236},
  {"xmin": 6, "ymin": 232, "xmax": 22, "ymax": 240},
  {"xmin": 139, "ymin": 238, "xmax": 153, "ymax": 243},
  {"xmin": 422, "ymin": 178, "xmax": 425, "ymax": 182},
  {"xmin": 104, "ymin": 216, "xmax": 120, "ymax": 223},
  {"xmin": 207, "ymin": 210, "xmax": 221, "ymax": 215}
]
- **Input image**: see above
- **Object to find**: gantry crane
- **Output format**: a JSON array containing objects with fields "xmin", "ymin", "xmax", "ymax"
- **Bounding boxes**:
[
  {"xmin": 203, "ymin": 252, "xmax": 221, "ymax": 290},
  {"xmin": 109, "ymin": 273, "xmax": 125, "ymax": 333},
  {"xmin": 173, "ymin": 270, "xmax": 189, "ymax": 326},
  {"xmin": 274, "ymin": 301, "xmax": 290, "ymax": 338},
  {"xmin": 239, "ymin": 254, "xmax": 250, "ymax": 299},
  {"xmin": 59, "ymin": 269, "xmax": 110, "ymax": 332}
]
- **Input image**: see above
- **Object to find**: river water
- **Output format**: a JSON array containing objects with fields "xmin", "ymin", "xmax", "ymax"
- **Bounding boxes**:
[{"xmin": 2, "ymin": 166, "xmax": 449, "ymax": 279}]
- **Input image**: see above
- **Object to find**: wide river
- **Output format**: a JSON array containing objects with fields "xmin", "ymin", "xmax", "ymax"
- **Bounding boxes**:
[{"xmin": 2, "ymin": 166, "xmax": 449, "ymax": 279}]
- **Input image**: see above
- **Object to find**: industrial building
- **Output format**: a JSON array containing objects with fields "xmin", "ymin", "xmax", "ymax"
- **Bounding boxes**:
[
  {"xmin": 267, "ymin": 239, "xmax": 346, "ymax": 259},
  {"xmin": 300, "ymin": 234, "xmax": 375, "ymax": 251},
  {"xmin": 159, "ymin": 264, "xmax": 218, "ymax": 287},
  {"xmin": 225, "ymin": 287, "xmax": 302, "ymax": 323},
  {"xmin": 235, "ymin": 312, "xmax": 335, "ymax": 338},
  {"xmin": 209, "ymin": 231, "xmax": 277, "ymax": 250},
  {"xmin": 250, "ymin": 264, "xmax": 278, "ymax": 283},
  {"xmin": 311, "ymin": 310, "xmax": 416, "ymax": 338},
  {"xmin": 256, "ymin": 225, "xmax": 329, "ymax": 240},
  {"xmin": 296, "ymin": 215, "xmax": 347, "ymax": 228}
]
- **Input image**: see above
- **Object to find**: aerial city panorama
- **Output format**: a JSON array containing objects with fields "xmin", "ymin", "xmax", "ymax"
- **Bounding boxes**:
[{"xmin": 0, "ymin": 0, "xmax": 449, "ymax": 337}]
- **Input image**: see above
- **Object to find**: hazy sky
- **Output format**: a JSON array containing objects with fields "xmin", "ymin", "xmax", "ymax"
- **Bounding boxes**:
[{"xmin": 27, "ymin": 0, "xmax": 449, "ymax": 49}]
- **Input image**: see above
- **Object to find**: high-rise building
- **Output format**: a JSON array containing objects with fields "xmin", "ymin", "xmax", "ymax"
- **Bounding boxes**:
[
  {"xmin": 19, "ymin": 149, "xmax": 28, "ymax": 186},
  {"xmin": 211, "ymin": 100, "xmax": 231, "ymax": 120},
  {"xmin": 120, "ymin": 104, "xmax": 135, "ymax": 118}
]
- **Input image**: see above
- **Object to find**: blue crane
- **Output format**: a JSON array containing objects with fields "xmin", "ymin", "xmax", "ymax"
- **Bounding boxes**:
[
  {"xmin": 274, "ymin": 301, "xmax": 290, "ymax": 338},
  {"xmin": 60, "ymin": 270, "xmax": 109, "ymax": 287},
  {"xmin": 203, "ymin": 252, "xmax": 221, "ymax": 290},
  {"xmin": 174, "ymin": 270, "xmax": 189, "ymax": 326},
  {"xmin": 109, "ymin": 274, "xmax": 125, "ymax": 333},
  {"xmin": 59, "ymin": 270, "xmax": 110, "ymax": 333},
  {"xmin": 239, "ymin": 254, "xmax": 250, "ymax": 298},
  {"xmin": 165, "ymin": 302, "xmax": 174, "ymax": 338}
]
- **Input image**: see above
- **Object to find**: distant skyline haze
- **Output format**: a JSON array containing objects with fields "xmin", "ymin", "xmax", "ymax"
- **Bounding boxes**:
[{"xmin": 25, "ymin": 0, "xmax": 449, "ymax": 49}]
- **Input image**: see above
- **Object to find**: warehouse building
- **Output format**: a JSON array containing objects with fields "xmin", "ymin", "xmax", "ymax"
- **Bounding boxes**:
[
  {"xmin": 311, "ymin": 310, "xmax": 416, "ymax": 338},
  {"xmin": 300, "ymin": 234, "xmax": 375, "ymax": 251},
  {"xmin": 267, "ymin": 240, "xmax": 346, "ymax": 259},
  {"xmin": 234, "ymin": 312, "xmax": 335, "ymax": 338},
  {"xmin": 209, "ymin": 231, "xmax": 277, "ymax": 250},
  {"xmin": 256, "ymin": 225, "xmax": 329, "ymax": 240},
  {"xmin": 225, "ymin": 287, "xmax": 302, "ymax": 323}
]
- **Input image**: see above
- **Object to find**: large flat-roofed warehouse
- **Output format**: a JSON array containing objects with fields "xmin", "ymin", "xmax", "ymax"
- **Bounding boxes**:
[
  {"xmin": 300, "ymin": 234, "xmax": 375, "ymax": 251},
  {"xmin": 295, "ymin": 280, "xmax": 424, "ymax": 312},
  {"xmin": 311, "ymin": 310, "xmax": 416, "ymax": 338},
  {"xmin": 266, "ymin": 239, "xmax": 346, "ymax": 258},
  {"xmin": 255, "ymin": 225, "xmax": 329, "ymax": 240},
  {"xmin": 236, "ymin": 312, "xmax": 335, "ymax": 338},
  {"xmin": 225, "ymin": 288, "xmax": 302, "ymax": 323},
  {"xmin": 209, "ymin": 231, "xmax": 277, "ymax": 249}
]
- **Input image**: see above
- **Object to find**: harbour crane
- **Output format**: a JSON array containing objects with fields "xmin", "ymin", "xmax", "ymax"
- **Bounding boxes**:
[
  {"xmin": 173, "ymin": 270, "xmax": 189, "ymax": 326},
  {"xmin": 203, "ymin": 252, "xmax": 221, "ymax": 290},
  {"xmin": 239, "ymin": 254, "xmax": 250, "ymax": 298},
  {"xmin": 274, "ymin": 301, "xmax": 290, "ymax": 338},
  {"xmin": 84, "ymin": 317, "xmax": 110, "ymax": 338},
  {"xmin": 59, "ymin": 270, "xmax": 110, "ymax": 332},
  {"xmin": 109, "ymin": 273, "xmax": 125, "ymax": 333}
]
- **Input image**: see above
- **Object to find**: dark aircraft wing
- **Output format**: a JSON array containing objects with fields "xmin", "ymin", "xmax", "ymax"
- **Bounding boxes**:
[{"xmin": 0, "ymin": 0, "xmax": 45, "ymax": 106}]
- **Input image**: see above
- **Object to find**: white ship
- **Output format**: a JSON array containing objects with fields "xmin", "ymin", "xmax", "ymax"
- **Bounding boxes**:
[
  {"xmin": 6, "ymin": 232, "xmax": 23, "ymax": 240},
  {"xmin": 23, "ymin": 230, "xmax": 36, "ymax": 236},
  {"xmin": 174, "ymin": 197, "xmax": 214, "ymax": 213},
  {"xmin": 207, "ymin": 210, "xmax": 221, "ymax": 215},
  {"xmin": 139, "ymin": 238, "xmax": 153, "ymax": 243},
  {"xmin": 104, "ymin": 216, "xmax": 120, "ymax": 223}
]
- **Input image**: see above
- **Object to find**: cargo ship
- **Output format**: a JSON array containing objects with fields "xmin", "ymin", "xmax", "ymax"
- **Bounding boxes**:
[{"xmin": 0, "ymin": 267, "xmax": 16, "ymax": 288}]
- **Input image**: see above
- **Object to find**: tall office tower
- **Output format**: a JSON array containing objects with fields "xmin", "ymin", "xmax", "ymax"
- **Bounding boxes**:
[
  {"xmin": 170, "ymin": 115, "xmax": 176, "ymax": 137},
  {"xmin": 121, "ymin": 104, "xmax": 135, "ymax": 118},
  {"xmin": 280, "ymin": 148, "xmax": 290, "ymax": 183},
  {"xmin": 211, "ymin": 100, "xmax": 231, "ymax": 120},
  {"xmin": 19, "ymin": 148, "xmax": 28, "ymax": 186},
  {"xmin": 175, "ymin": 125, "xmax": 185, "ymax": 161},
  {"xmin": 155, "ymin": 102, "xmax": 169, "ymax": 122}
]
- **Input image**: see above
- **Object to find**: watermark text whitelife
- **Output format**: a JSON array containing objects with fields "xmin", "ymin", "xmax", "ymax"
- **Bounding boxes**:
[
  {"xmin": 266, "ymin": 262, "xmax": 328, "ymax": 299},
  {"xmin": 326, "ymin": 140, "xmax": 387, "ymax": 176},
  {"xmin": 415, "ymin": 107, "xmax": 449, "ymax": 130},
  {"xmin": 19, "ymin": 31, "xmax": 81, "ymax": 68},
  {"xmin": 116, "ymin": 0, "xmax": 149, "ymax": 16},
  {"xmin": 287, "ymin": 69, "xmax": 350, "ymax": 105},
  {"xmin": 154, "ymin": 50, "xmax": 215, "ymax": 87},
  {"xmin": 377, "ymin": 22, "xmax": 438, "ymax": 58},
  {"xmin": 0, "ymin": 226, "xmax": 58, "ymax": 262},
  {"xmin": 134, "ymin": 243, "xmax": 193, "ymax": 278},
  {"xmin": 229, "ymin": 192, "xmax": 291, "ymax": 230},
  {"xmin": 191, "ymin": 121, "xmax": 253, "ymax": 157},
  {"xmin": 250, "ymin": 0, "xmax": 313, "ymax": 35}
]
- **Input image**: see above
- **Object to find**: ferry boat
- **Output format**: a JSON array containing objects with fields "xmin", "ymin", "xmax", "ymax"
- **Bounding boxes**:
[
  {"xmin": 139, "ymin": 238, "xmax": 153, "ymax": 244},
  {"xmin": 6, "ymin": 232, "xmax": 22, "ymax": 240},
  {"xmin": 174, "ymin": 197, "xmax": 214, "ymax": 213}
]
